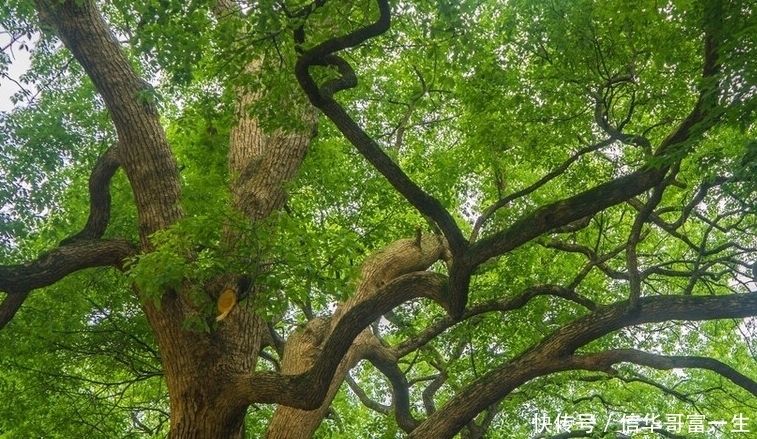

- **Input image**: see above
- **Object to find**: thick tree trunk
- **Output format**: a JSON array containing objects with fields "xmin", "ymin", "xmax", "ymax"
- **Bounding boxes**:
[
  {"xmin": 145, "ymin": 290, "xmax": 266, "ymax": 438},
  {"xmin": 32, "ymin": 3, "xmax": 311, "ymax": 438},
  {"xmin": 228, "ymin": 60, "xmax": 315, "ymax": 222},
  {"xmin": 168, "ymin": 396, "xmax": 247, "ymax": 439}
]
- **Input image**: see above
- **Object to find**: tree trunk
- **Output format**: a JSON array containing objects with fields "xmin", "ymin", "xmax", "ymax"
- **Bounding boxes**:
[
  {"xmin": 168, "ymin": 396, "xmax": 247, "ymax": 439},
  {"xmin": 33, "ymin": 5, "xmax": 314, "ymax": 437}
]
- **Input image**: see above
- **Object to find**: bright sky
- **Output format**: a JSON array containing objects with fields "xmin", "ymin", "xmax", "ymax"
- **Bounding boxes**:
[{"xmin": 0, "ymin": 31, "xmax": 33, "ymax": 113}]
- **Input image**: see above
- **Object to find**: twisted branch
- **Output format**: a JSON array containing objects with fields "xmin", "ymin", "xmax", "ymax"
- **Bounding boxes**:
[
  {"xmin": 293, "ymin": 0, "xmax": 467, "ymax": 257},
  {"xmin": 0, "ymin": 239, "xmax": 136, "ymax": 295}
]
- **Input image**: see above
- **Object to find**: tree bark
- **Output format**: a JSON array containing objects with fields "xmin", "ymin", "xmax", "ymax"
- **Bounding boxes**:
[
  {"xmin": 264, "ymin": 234, "xmax": 449, "ymax": 439},
  {"xmin": 34, "ymin": 0, "xmax": 183, "ymax": 245},
  {"xmin": 228, "ymin": 59, "xmax": 315, "ymax": 222},
  {"xmin": 31, "ymin": 2, "xmax": 277, "ymax": 438}
]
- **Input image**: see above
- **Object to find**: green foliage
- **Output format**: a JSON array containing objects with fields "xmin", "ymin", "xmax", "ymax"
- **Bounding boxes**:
[
  {"xmin": 0, "ymin": 270, "xmax": 166, "ymax": 438},
  {"xmin": 125, "ymin": 212, "xmax": 227, "ymax": 311}
]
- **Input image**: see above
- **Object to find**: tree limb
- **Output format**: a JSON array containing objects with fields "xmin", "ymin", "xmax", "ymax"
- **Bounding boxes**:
[
  {"xmin": 364, "ymin": 348, "xmax": 420, "ymax": 432},
  {"xmin": 0, "ymin": 145, "xmax": 123, "ymax": 329},
  {"xmin": 467, "ymin": 0, "xmax": 723, "ymax": 269},
  {"xmin": 470, "ymin": 138, "xmax": 613, "ymax": 243},
  {"xmin": 234, "ymin": 270, "xmax": 449, "ymax": 409},
  {"xmin": 60, "ymin": 147, "xmax": 120, "ymax": 244},
  {"xmin": 409, "ymin": 291, "xmax": 757, "ymax": 439},
  {"xmin": 0, "ymin": 290, "xmax": 29, "ymax": 330},
  {"xmin": 394, "ymin": 284, "xmax": 595, "ymax": 358},
  {"xmin": 0, "ymin": 239, "xmax": 136, "ymax": 295},
  {"xmin": 345, "ymin": 373, "xmax": 390, "ymax": 414},
  {"xmin": 34, "ymin": 0, "xmax": 182, "ymax": 243},
  {"xmin": 293, "ymin": 0, "xmax": 467, "ymax": 257},
  {"xmin": 566, "ymin": 349, "xmax": 757, "ymax": 398}
]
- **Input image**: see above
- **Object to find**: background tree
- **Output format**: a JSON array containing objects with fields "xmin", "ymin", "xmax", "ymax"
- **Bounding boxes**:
[{"xmin": 1, "ymin": 0, "xmax": 757, "ymax": 438}]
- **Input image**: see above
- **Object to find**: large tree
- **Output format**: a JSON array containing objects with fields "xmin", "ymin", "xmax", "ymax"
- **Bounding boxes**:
[{"xmin": 2, "ymin": 0, "xmax": 757, "ymax": 437}]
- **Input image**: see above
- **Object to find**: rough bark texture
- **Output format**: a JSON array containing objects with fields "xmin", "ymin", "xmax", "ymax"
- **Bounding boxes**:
[
  {"xmin": 228, "ymin": 60, "xmax": 315, "ymax": 222},
  {"xmin": 34, "ymin": 0, "xmax": 182, "ymax": 244},
  {"xmin": 30, "ymin": 2, "xmax": 264, "ymax": 438},
  {"xmin": 265, "ymin": 234, "xmax": 448, "ymax": 439}
]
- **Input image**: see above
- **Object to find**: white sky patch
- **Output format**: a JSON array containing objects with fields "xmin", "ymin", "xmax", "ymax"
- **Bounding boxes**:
[{"xmin": 1, "ymin": 29, "xmax": 34, "ymax": 113}]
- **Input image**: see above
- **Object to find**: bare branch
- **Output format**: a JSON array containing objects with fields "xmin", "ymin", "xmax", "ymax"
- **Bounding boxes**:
[
  {"xmin": 293, "ymin": 0, "xmax": 467, "ymax": 257},
  {"xmin": 60, "ymin": 147, "xmax": 120, "ymax": 244},
  {"xmin": 0, "ymin": 239, "xmax": 136, "ymax": 295},
  {"xmin": 567, "ymin": 349, "xmax": 757, "ymax": 398}
]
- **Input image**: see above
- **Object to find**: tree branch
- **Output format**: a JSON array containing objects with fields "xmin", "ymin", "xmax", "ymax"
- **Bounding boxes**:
[
  {"xmin": 345, "ymin": 373, "xmax": 390, "ymax": 414},
  {"xmin": 0, "ymin": 239, "xmax": 136, "ymax": 295},
  {"xmin": 34, "ymin": 0, "xmax": 182, "ymax": 243},
  {"xmin": 627, "ymin": 180, "xmax": 667, "ymax": 310},
  {"xmin": 293, "ymin": 0, "xmax": 467, "ymax": 257},
  {"xmin": 234, "ymin": 271, "xmax": 449, "ymax": 409},
  {"xmin": 393, "ymin": 284, "xmax": 595, "ymax": 358},
  {"xmin": 243, "ymin": 232, "xmax": 449, "ymax": 429},
  {"xmin": 0, "ymin": 290, "xmax": 29, "ymax": 330},
  {"xmin": 467, "ymin": 0, "xmax": 723, "ymax": 269},
  {"xmin": 0, "ymin": 145, "xmax": 124, "ymax": 329},
  {"xmin": 60, "ymin": 147, "xmax": 120, "ymax": 244},
  {"xmin": 364, "ymin": 349, "xmax": 420, "ymax": 432},
  {"xmin": 566, "ymin": 349, "xmax": 757, "ymax": 398},
  {"xmin": 408, "ymin": 291, "xmax": 757, "ymax": 439},
  {"xmin": 470, "ymin": 138, "xmax": 613, "ymax": 243}
]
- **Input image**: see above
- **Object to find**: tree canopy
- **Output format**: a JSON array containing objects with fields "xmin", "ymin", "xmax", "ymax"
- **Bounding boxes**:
[{"xmin": 1, "ymin": 0, "xmax": 757, "ymax": 438}]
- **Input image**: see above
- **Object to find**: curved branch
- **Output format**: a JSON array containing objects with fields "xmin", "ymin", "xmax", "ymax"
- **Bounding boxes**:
[
  {"xmin": 309, "ymin": 271, "xmax": 449, "ymax": 397},
  {"xmin": 408, "ymin": 291, "xmax": 757, "ymax": 439},
  {"xmin": 254, "ymin": 233, "xmax": 449, "ymax": 435},
  {"xmin": 470, "ymin": 138, "xmax": 612, "ymax": 243},
  {"xmin": 293, "ymin": 0, "xmax": 467, "ymax": 256},
  {"xmin": 235, "ymin": 271, "xmax": 449, "ymax": 409},
  {"xmin": 566, "ymin": 349, "xmax": 757, "ymax": 398},
  {"xmin": 60, "ymin": 147, "xmax": 120, "ymax": 244},
  {"xmin": 363, "ymin": 345, "xmax": 420, "ymax": 432},
  {"xmin": 622, "ymin": 371, "xmax": 695, "ymax": 404},
  {"xmin": 345, "ymin": 373, "xmax": 390, "ymax": 414},
  {"xmin": 0, "ymin": 239, "xmax": 136, "ymax": 294},
  {"xmin": 1, "ymin": 147, "xmax": 122, "ymax": 328},
  {"xmin": 470, "ymin": 167, "xmax": 669, "ymax": 268},
  {"xmin": 394, "ymin": 284, "xmax": 595, "ymax": 358}
]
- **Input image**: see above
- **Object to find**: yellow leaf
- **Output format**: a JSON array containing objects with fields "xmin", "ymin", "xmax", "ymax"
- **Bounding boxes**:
[{"xmin": 216, "ymin": 289, "xmax": 237, "ymax": 321}]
